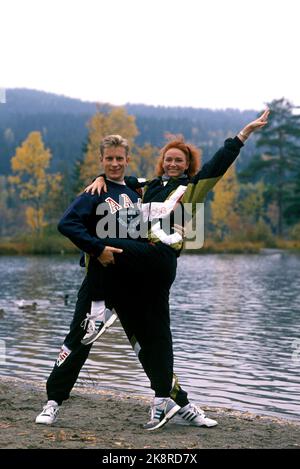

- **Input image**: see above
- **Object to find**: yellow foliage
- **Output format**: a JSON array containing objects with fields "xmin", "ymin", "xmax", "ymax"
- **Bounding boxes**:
[
  {"xmin": 11, "ymin": 131, "xmax": 50, "ymax": 201},
  {"xmin": 25, "ymin": 206, "xmax": 47, "ymax": 232},
  {"xmin": 11, "ymin": 131, "xmax": 50, "ymax": 174},
  {"xmin": 8, "ymin": 175, "xmax": 21, "ymax": 185},
  {"xmin": 210, "ymin": 165, "xmax": 240, "ymax": 239},
  {"xmin": 132, "ymin": 143, "xmax": 158, "ymax": 179},
  {"xmin": 10, "ymin": 131, "xmax": 62, "ymax": 233},
  {"xmin": 239, "ymin": 182, "xmax": 265, "ymax": 223},
  {"xmin": 48, "ymin": 173, "xmax": 63, "ymax": 192},
  {"xmin": 80, "ymin": 107, "xmax": 138, "ymax": 184}
]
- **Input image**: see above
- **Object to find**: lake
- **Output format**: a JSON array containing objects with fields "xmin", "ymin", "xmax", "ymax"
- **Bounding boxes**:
[{"xmin": 0, "ymin": 252, "xmax": 299, "ymax": 421}]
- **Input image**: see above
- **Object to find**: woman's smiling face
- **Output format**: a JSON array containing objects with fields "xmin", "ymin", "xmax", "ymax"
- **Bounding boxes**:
[{"xmin": 162, "ymin": 148, "xmax": 189, "ymax": 177}]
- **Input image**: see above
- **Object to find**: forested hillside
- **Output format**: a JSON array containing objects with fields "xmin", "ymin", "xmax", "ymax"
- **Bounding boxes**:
[
  {"xmin": 0, "ymin": 89, "xmax": 257, "ymax": 174},
  {"xmin": 1, "ymin": 90, "xmax": 299, "ymax": 250}
]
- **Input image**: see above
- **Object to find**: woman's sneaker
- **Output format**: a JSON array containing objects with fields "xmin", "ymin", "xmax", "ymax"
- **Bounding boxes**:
[
  {"xmin": 143, "ymin": 397, "xmax": 181, "ymax": 431},
  {"xmin": 174, "ymin": 403, "xmax": 218, "ymax": 427},
  {"xmin": 35, "ymin": 401, "xmax": 60, "ymax": 425},
  {"xmin": 80, "ymin": 308, "xmax": 118, "ymax": 345}
]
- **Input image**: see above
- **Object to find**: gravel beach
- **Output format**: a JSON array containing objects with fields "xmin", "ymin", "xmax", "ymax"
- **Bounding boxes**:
[{"xmin": 0, "ymin": 376, "xmax": 299, "ymax": 449}]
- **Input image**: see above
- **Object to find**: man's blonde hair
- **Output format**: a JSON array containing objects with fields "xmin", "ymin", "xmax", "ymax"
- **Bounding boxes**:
[{"xmin": 100, "ymin": 135, "xmax": 129, "ymax": 157}]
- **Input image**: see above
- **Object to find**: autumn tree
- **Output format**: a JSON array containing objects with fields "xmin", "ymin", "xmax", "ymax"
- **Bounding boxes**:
[
  {"xmin": 239, "ymin": 182, "xmax": 265, "ymax": 224},
  {"xmin": 210, "ymin": 165, "xmax": 240, "ymax": 240},
  {"xmin": 79, "ymin": 107, "xmax": 139, "ymax": 185},
  {"xmin": 9, "ymin": 131, "xmax": 62, "ymax": 234},
  {"xmin": 132, "ymin": 143, "xmax": 158, "ymax": 179},
  {"xmin": 238, "ymin": 181, "xmax": 273, "ymax": 242}
]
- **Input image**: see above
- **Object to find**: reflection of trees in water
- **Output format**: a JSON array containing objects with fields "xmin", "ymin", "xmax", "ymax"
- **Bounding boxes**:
[{"xmin": 172, "ymin": 253, "xmax": 300, "ymax": 370}]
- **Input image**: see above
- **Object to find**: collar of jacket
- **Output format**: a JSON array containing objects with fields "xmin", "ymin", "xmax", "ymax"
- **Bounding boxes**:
[{"xmin": 161, "ymin": 174, "xmax": 189, "ymax": 183}]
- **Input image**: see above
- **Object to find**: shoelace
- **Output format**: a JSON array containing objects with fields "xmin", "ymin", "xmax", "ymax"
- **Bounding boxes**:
[
  {"xmin": 42, "ymin": 403, "xmax": 57, "ymax": 416},
  {"xmin": 189, "ymin": 404, "xmax": 206, "ymax": 417},
  {"xmin": 150, "ymin": 400, "xmax": 166, "ymax": 419},
  {"xmin": 80, "ymin": 314, "xmax": 101, "ymax": 334},
  {"xmin": 151, "ymin": 406, "xmax": 164, "ymax": 420}
]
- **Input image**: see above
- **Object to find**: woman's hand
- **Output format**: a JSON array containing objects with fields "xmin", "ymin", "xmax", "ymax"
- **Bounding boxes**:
[
  {"xmin": 238, "ymin": 108, "xmax": 270, "ymax": 142},
  {"xmin": 98, "ymin": 246, "xmax": 123, "ymax": 267},
  {"xmin": 84, "ymin": 176, "xmax": 107, "ymax": 195}
]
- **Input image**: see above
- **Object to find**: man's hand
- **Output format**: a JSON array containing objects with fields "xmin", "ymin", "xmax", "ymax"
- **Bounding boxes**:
[
  {"xmin": 84, "ymin": 176, "xmax": 107, "ymax": 195},
  {"xmin": 98, "ymin": 246, "xmax": 123, "ymax": 267}
]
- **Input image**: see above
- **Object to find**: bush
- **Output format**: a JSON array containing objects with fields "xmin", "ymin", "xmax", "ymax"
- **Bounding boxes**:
[
  {"xmin": 0, "ymin": 234, "xmax": 78, "ymax": 255},
  {"xmin": 274, "ymin": 239, "xmax": 300, "ymax": 250},
  {"xmin": 185, "ymin": 240, "xmax": 263, "ymax": 254},
  {"xmin": 230, "ymin": 219, "xmax": 275, "ymax": 245}
]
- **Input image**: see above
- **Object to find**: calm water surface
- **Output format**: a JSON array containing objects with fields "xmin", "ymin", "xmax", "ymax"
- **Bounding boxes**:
[{"xmin": 0, "ymin": 253, "xmax": 299, "ymax": 421}]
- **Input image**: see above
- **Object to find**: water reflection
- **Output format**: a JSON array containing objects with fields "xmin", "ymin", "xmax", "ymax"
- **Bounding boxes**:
[{"xmin": 0, "ymin": 253, "xmax": 299, "ymax": 420}]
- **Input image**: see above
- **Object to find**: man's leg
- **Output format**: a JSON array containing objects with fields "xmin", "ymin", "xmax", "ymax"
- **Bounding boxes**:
[
  {"xmin": 100, "ymin": 245, "xmax": 183, "ymax": 429},
  {"xmin": 103, "ymin": 242, "xmax": 176, "ymax": 395},
  {"xmin": 46, "ymin": 276, "xmax": 93, "ymax": 404},
  {"xmin": 104, "ymin": 280, "xmax": 189, "ymax": 406},
  {"xmin": 36, "ymin": 276, "xmax": 93, "ymax": 426},
  {"xmin": 104, "ymin": 245, "xmax": 217, "ymax": 427}
]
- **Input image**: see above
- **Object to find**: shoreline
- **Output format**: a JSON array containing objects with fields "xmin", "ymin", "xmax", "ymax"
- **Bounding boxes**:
[
  {"xmin": 1, "ymin": 235, "xmax": 300, "ymax": 256},
  {"xmin": 1, "ymin": 376, "xmax": 299, "ymax": 449},
  {"xmin": 1, "ymin": 247, "xmax": 300, "ymax": 256}
]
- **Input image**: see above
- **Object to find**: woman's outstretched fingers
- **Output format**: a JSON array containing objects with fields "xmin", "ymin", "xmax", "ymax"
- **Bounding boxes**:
[{"xmin": 260, "ymin": 108, "xmax": 270, "ymax": 122}]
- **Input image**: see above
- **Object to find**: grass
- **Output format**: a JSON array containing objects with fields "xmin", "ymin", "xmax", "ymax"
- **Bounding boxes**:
[
  {"xmin": 0, "ymin": 234, "xmax": 78, "ymax": 255},
  {"xmin": 0, "ymin": 235, "xmax": 299, "ymax": 256}
]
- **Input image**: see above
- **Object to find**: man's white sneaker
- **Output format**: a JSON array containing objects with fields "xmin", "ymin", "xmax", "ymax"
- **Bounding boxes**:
[
  {"xmin": 173, "ymin": 403, "xmax": 218, "ymax": 427},
  {"xmin": 35, "ymin": 401, "xmax": 59, "ymax": 425},
  {"xmin": 143, "ymin": 397, "xmax": 181, "ymax": 431},
  {"xmin": 80, "ymin": 308, "xmax": 118, "ymax": 345}
]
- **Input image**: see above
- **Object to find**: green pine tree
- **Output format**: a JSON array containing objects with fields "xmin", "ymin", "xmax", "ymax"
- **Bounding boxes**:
[{"xmin": 241, "ymin": 99, "xmax": 300, "ymax": 236}]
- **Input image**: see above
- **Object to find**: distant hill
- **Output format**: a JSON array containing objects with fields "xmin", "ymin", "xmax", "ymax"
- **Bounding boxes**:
[{"xmin": 0, "ymin": 88, "xmax": 258, "ymax": 175}]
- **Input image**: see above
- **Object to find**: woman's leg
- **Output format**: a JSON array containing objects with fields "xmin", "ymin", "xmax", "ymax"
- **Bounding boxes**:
[{"xmin": 86, "ymin": 239, "xmax": 159, "ymax": 302}]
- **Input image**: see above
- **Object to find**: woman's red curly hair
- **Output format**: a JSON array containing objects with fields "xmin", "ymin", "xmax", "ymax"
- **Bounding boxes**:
[{"xmin": 155, "ymin": 139, "xmax": 201, "ymax": 178}]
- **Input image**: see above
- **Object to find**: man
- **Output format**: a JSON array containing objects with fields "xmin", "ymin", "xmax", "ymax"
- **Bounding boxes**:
[{"xmin": 35, "ymin": 135, "xmax": 216, "ymax": 431}]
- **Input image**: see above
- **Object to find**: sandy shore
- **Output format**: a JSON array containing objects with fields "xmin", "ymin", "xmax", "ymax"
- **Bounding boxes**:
[{"xmin": 0, "ymin": 376, "xmax": 299, "ymax": 449}]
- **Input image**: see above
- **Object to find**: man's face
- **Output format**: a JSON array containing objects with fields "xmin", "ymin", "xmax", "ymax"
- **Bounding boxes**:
[{"xmin": 101, "ymin": 146, "xmax": 129, "ymax": 181}]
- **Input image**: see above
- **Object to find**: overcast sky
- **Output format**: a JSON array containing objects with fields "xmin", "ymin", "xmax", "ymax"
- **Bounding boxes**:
[{"xmin": 1, "ymin": 0, "xmax": 300, "ymax": 110}]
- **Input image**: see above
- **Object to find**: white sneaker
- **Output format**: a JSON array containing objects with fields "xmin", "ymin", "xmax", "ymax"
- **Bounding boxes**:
[
  {"xmin": 173, "ymin": 403, "xmax": 218, "ymax": 427},
  {"xmin": 35, "ymin": 401, "xmax": 59, "ymax": 425},
  {"xmin": 143, "ymin": 397, "xmax": 181, "ymax": 431},
  {"xmin": 80, "ymin": 308, "xmax": 118, "ymax": 345}
]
